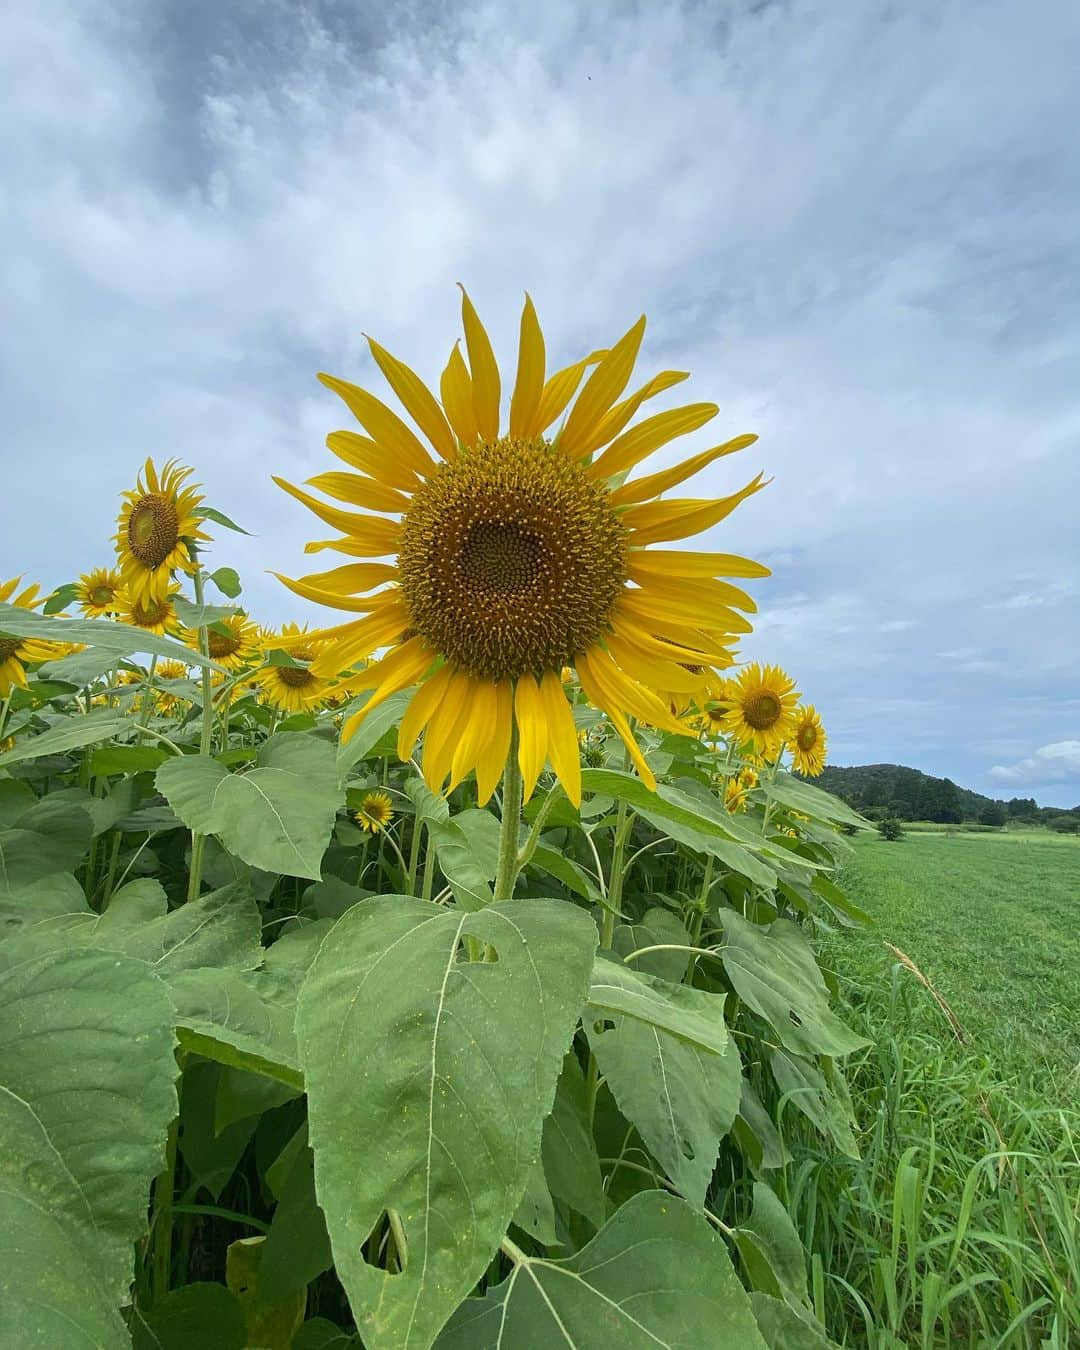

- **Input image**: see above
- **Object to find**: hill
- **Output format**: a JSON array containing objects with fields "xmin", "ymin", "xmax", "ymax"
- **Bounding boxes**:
[{"xmin": 810, "ymin": 763, "xmax": 1078, "ymax": 829}]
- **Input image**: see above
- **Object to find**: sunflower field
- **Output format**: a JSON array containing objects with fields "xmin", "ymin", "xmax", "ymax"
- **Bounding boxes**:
[{"xmin": 0, "ymin": 293, "xmax": 869, "ymax": 1349}]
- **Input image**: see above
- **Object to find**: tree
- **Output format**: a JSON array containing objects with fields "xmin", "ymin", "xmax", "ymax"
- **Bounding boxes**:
[
  {"xmin": 978, "ymin": 802, "xmax": 1007, "ymax": 827},
  {"xmin": 1007, "ymin": 797, "xmax": 1038, "ymax": 818},
  {"xmin": 877, "ymin": 818, "xmax": 905, "ymax": 841}
]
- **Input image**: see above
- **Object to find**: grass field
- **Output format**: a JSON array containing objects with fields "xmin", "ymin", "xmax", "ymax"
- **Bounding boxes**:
[
  {"xmin": 798, "ymin": 830, "xmax": 1080, "ymax": 1347},
  {"xmin": 833, "ymin": 831, "xmax": 1080, "ymax": 1073}
]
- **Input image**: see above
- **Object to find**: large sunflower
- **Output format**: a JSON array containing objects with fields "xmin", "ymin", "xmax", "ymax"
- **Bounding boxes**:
[
  {"xmin": 719, "ymin": 662, "xmax": 799, "ymax": 758},
  {"xmin": 790, "ymin": 703, "xmax": 827, "ymax": 777},
  {"xmin": 76, "ymin": 567, "xmax": 124, "ymax": 618},
  {"xmin": 273, "ymin": 290, "xmax": 771, "ymax": 806},
  {"xmin": 0, "ymin": 577, "xmax": 65, "ymax": 695},
  {"xmin": 190, "ymin": 612, "xmax": 258, "ymax": 671},
  {"xmin": 254, "ymin": 624, "xmax": 334, "ymax": 713},
  {"xmin": 115, "ymin": 459, "xmax": 208, "ymax": 605}
]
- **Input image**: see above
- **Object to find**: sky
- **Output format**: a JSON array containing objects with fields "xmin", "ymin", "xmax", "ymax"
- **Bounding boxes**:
[{"xmin": 3, "ymin": 0, "xmax": 1078, "ymax": 804}]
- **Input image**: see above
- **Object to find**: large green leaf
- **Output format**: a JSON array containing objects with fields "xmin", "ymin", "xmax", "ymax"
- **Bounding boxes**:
[
  {"xmin": 0, "ymin": 939, "xmax": 178, "ymax": 1315},
  {"xmin": 0, "ymin": 797, "xmax": 92, "ymax": 894},
  {"xmin": 769, "ymin": 1050, "xmax": 859, "ymax": 1159},
  {"xmin": 734, "ymin": 1181, "xmax": 810, "ymax": 1307},
  {"xmin": 718, "ymin": 911, "xmax": 867, "ymax": 1058},
  {"xmin": 613, "ymin": 906, "xmax": 691, "ymax": 982},
  {"xmin": 0, "ymin": 601, "xmax": 226, "ymax": 670},
  {"xmin": 427, "ymin": 809, "xmax": 502, "ymax": 910},
  {"xmin": 0, "ymin": 870, "xmax": 89, "ymax": 941},
  {"xmin": 337, "ymin": 688, "xmax": 417, "ymax": 779},
  {"xmin": 588, "ymin": 1002, "xmax": 741, "ymax": 1208},
  {"xmin": 157, "ymin": 733, "xmax": 344, "ymax": 879},
  {"xmin": 541, "ymin": 1053, "xmax": 606, "ymax": 1230},
  {"xmin": 435, "ymin": 1190, "xmax": 767, "ymax": 1348},
  {"xmin": 296, "ymin": 895, "xmax": 597, "ymax": 1350},
  {"xmin": 764, "ymin": 772, "xmax": 866, "ymax": 828},
  {"xmin": 587, "ymin": 956, "xmax": 729, "ymax": 1053},
  {"xmin": 130, "ymin": 1282, "xmax": 246, "ymax": 1350},
  {"xmin": 0, "ymin": 707, "xmax": 132, "ymax": 767}
]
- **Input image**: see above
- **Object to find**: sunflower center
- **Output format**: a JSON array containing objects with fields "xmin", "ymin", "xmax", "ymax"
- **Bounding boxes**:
[
  {"xmin": 207, "ymin": 629, "xmax": 242, "ymax": 659},
  {"xmin": 132, "ymin": 598, "xmax": 170, "ymax": 628},
  {"xmin": 797, "ymin": 723, "xmax": 818, "ymax": 751},
  {"xmin": 743, "ymin": 692, "xmax": 781, "ymax": 730},
  {"xmin": 278, "ymin": 665, "xmax": 315, "ymax": 689},
  {"xmin": 0, "ymin": 637, "xmax": 22, "ymax": 663},
  {"xmin": 398, "ymin": 437, "xmax": 627, "ymax": 681},
  {"xmin": 706, "ymin": 707, "xmax": 726, "ymax": 726},
  {"xmin": 128, "ymin": 494, "xmax": 180, "ymax": 568},
  {"xmin": 89, "ymin": 584, "xmax": 115, "ymax": 606}
]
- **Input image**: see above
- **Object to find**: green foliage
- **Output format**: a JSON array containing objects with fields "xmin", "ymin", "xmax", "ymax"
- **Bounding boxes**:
[{"xmin": 877, "ymin": 817, "xmax": 905, "ymax": 841}]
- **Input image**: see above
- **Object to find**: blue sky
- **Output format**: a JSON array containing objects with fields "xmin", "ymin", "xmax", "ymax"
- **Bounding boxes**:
[{"xmin": 3, "ymin": 0, "xmax": 1078, "ymax": 803}]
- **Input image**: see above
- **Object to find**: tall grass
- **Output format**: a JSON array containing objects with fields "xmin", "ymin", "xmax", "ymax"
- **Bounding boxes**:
[{"xmin": 789, "ymin": 945, "xmax": 1079, "ymax": 1347}]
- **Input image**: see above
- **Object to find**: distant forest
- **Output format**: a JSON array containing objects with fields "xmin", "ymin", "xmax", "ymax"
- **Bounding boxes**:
[{"xmin": 809, "ymin": 764, "xmax": 1080, "ymax": 832}]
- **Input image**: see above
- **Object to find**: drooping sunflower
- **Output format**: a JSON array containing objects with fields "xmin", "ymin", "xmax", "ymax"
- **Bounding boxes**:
[
  {"xmin": 790, "ymin": 703, "xmax": 827, "ymax": 777},
  {"xmin": 254, "ymin": 624, "xmax": 334, "ymax": 713},
  {"xmin": 355, "ymin": 790, "xmax": 394, "ymax": 833},
  {"xmin": 190, "ymin": 612, "xmax": 258, "ymax": 671},
  {"xmin": 272, "ymin": 292, "xmax": 771, "ymax": 806},
  {"xmin": 76, "ymin": 567, "xmax": 124, "ymax": 618},
  {"xmin": 0, "ymin": 577, "xmax": 65, "ymax": 695},
  {"xmin": 115, "ymin": 458, "xmax": 209, "ymax": 605},
  {"xmin": 719, "ymin": 662, "xmax": 799, "ymax": 758},
  {"xmin": 118, "ymin": 585, "xmax": 182, "ymax": 637},
  {"xmin": 724, "ymin": 776, "xmax": 748, "ymax": 814}
]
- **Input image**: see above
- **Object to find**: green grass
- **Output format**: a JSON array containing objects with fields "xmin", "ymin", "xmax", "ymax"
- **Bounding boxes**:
[
  {"xmin": 834, "ymin": 832, "xmax": 1080, "ymax": 1073},
  {"xmin": 797, "ymin": 831, "xmax": 1080, "ymax": 1347}
]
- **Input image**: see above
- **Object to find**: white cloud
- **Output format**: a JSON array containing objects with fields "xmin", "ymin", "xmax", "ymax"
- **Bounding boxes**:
[{"xmin": 990, "ymin": 741, "xmax": 1080, "ymax": 785}]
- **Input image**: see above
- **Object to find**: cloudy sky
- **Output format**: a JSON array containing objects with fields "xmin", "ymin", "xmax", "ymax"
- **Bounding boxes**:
[{"xmin": 4, "ymin": 0, "xmax": 1078, "ymax": 803}]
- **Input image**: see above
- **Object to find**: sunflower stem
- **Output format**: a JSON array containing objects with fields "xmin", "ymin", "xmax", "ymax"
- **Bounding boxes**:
[
  {"xmin": 492, "ymin": 719, "xmax": 522, "ymax": 902},
  {"xmin": 405, "ymin": 811, "xmax": 424, "ymax": 897},
  {"xmin": 186, "ymin": 561, "xmax": 214, "ymax": 904}
]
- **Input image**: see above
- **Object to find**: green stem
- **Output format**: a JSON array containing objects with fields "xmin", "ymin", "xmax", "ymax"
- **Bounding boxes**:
[
  {"xmin": 515, "ymin": 784, "xmax": 565, "ymax": 872},
  {"xmin": 492, "ymin": 720, "xmax": 522, "ymax": 902},
  {"xmin": 0, "ymin": 690, "xmax": 12, "ymax": 742},
  {"xmin": 421, "ymin": 831, "xmax": 437, "ymax": 902},
  {"xmin": 99, "ymin": 832, "xmax": 123, "ymax": 909},
  {"xmin": 406, "ymin": 813, "xmax": 424, "ymax": 897},
  {"xmin": 151, "ymin": 1116, "xmax": 179, "ymax": 1303},
  {"xmin": 186, "ymin": 564, "xmax": 215, "ymax": 904}
]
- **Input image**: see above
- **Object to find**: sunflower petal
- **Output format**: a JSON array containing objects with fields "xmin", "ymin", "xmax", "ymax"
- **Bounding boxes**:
[
  {"xmin": 508, "ymin": 294, "xmax": 546, "ymax": 439},
  {"xmin": 424, "ymin": 671, "xmax": 474, "ymax": 791},
  {"xmin": 366, "ymin": 335, "xmax": 457, "ymax": 461},
  {"xmin": 399, "ymin": 665, "xmax": 454, "ymax": 760},
  {"xmin": 274, "ymin": 477, "xmax": 402, "ymax": 550},
  {"xmin": 618, "ymin": 587, "xmax": 754, "ymax": 634},
  {"xmin": 625, "ymin": 549, "xmax": 771, "ymax": 580},
  {"xmin": 475, "ymin": 679, "xmax": 513, "ymax": 806},
  {"xmin": 271, "ymin": 572, "xmax": 398, "ymax": 614},
  {"xmin": 449, "ymin": 681, "xmax": 499, "ymax": 792},
  {"xmin": 578, "ymin": 370, "xmax": 689, "ymax": 457},
  {"xmin": 611, "ymin": 435, "xmax": 759, "ymax": 507},
  {"xmin": 305, "ymin": 471, "xmax": 410, "ymax": 514},
  {"xmin": 560, "ymin": 316, "xmax": 646, "ymax": 455},
  {"xmin": 605, "ymin": 633, "xmax": 711, "ymax": 695},
  {"xmin": 440, "ymin": 342, "xmax": 479, "ymax": 449},
  {"xmin": 539, "ymin": 670, "xmax": 581, "ymax": 807},
  {"xmin": 459, "ymin": 286, "xmax": 501, "ymax": 442},
  {"xmin": 317, "ymin": 374, "xmax": 434, "ymax": 478},
  {"xmin": 531, "ymin": 350, "xmax": 607, "ymax": 436},
  {"xmin": 581, "ymin": 645, "xmax": 686, "ymax": 735},
  {"xmin": 590, "ymin": 404, "xmax": 720, "ymax": 481},
  {"xmin": 292, "ymin": 562, "xmax": 398, "ymax": 594},
  {"xmin": 626, "ymin": 571, "xmax": 758, "ymax": 614},
  {"xmin": 621, "ymin": 474, "xmax": 769, "ymax": 546},
  {"xmin": 515, "ymin": 674, "xmax": 548, "ymax": 803},
  {"xmin": 341, "ymin": 638, "xmax": 436, "ymax": 741},
  {"xmin": 575, "ymin": 653, "xmax": 656, "ymax": 789},
  {"xmin": 310, "ymin": 601, "xmax": 409, "ymax": 674},
  {"xmin": 326, "ymin": 431, "xmax": 420, "ymax": 492}
]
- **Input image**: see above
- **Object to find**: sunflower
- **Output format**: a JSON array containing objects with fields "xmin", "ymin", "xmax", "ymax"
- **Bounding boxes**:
[
  {"xmin": 738, "ymin": 765, "xmax": 759, "ymax": 791},
  {"xmin": 115, "ymin": 458, "xmax": 208, "ymax": 605},
  {"xmin": 355, "ymin": 790, "xmax": 394, "ymax": 833},
  {"xmin": 118, "ymin": 585, "xmax": 182, "ymax": 636},
  {"xmin": 719, "ymin": 662, "xmax": 798, "ymax": 758},
  {"xmin": 254, "ymin": 624, "xmax": 334, "ymax": 713},
  {"xmin": 76, "ymin": 567, "xmax": 124, "ymax": 618},
  {"xmin": 190, "ymin": 612, "xmax": 258, "ymax": 671},
  {"xmin": 272, "ymin": 289, "xmax": 770, "ymax": 807},
  {"xmin": 724, "ymin": 777, "xmax": 748, "ymax": 813},
  {"xmin": 0, "ymin": 577, "xmax": 65, "ymax": 695},
  {"xmin": 790, "ymin": 704, "xmax": 827, "ymax": 777}
]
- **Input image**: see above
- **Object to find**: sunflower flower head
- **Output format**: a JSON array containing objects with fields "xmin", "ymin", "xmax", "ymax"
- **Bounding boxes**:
[
  {"xmin": 191, "ymin": 612, "xmax": 258, "ymax": 671},
  {"xmin": 355, "ymin": 789, "xmax": 394, "ymax": 834},
  {"xmin": 791, "ymin": 703, "xmax": 827, "ymax": 777},
  {"xmin": 115, "ymin": 458, "xmax": 209, "ymax": 605},
  {"xmin": 254, "ymin": 624, "xmax": 334, "ymax": 713},
  {"xmin": 118, "ymin": 584, "xmax": 182, "ymax": 637},
  {"xmin": 0, "ymin": 577, "xmax": 66, "ymax": 695},
  {"xmin": 724, "ymin": 776, "xmax": 748, "ymax": 814},
  {"xmin": 719, "ymin": 662, "xmax": 799, "ymax": 758},
  {"xmin": 76, "ymin": 567, "xmax": 124, "ymax": 618},
  {"xmin": 273, "ymin": 288, "xmax": 771, "ymax": 807}
]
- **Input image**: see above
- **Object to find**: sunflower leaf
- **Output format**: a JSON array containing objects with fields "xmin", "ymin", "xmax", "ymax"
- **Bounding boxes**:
[
  {"xmin": 0, "ymin": 602, "xmax": 227, "ymax": 671},
  {"xmin": 209, "ymin": 566, "xmax": 243, "ymax": 598},
  {"xmin": 194, "ymin": 505, "xmax": 251, "ymax": 535},
  {"xmin": 42, "ymin": 581, "xmax": 80, "ymax": 614},
  {"xmin": 173, "ymin": 597, "xmax": 241, "ymax": 630}
]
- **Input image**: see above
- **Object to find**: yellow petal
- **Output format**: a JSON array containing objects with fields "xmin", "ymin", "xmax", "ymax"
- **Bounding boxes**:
[
  {"xmin": 366, "ymin": 335, "xmax": 457, "ymax": 461},
  {"xmin": 578, "ymin": 370, "xmax": 689, "ymax": 457},
  {"xmin": 618, "ymin": 587, "xmax": 754, "ymax": 635},
  {"xmin": 475, "ymin": 679, "xmax": 513, "ymax": 806},
  {"xmin": 575, "ymin": 653, "xmax": 656, "ymax": 789},
  {"xmin": 459, "ymin": 286, "xmax": 501, "ymax": 442},
  {"xmin": 621, "ymin": 474, "xmax": 769, "ymax": 546},
  {"xmin": 610, "ymin": 610, "xmax": 739, "ymax": 668},
  {"xmin": 590, "ymin": 403, "xmax": 720, "ymax": 481},
  {"xmin": 625, "ymin": 550, "xmax": 771, "ymax": 580},
  {"xmin": 274, "ymin": 477, "xmax": 402, "ymax": 550},
  {"xmin": 514, "ymin": 674, "xmax": 548, "ymax": 803},
  {"xmin": 530, "ymin": 350, "xmax": 607, "ymax": 436},
  {"xmin": 440, "ymin": 342, "xmax": 479, "ymax": 449},
  {"xmin": 539, "ymin": 669, "xmax": 581, "ymax": 807},
  {"xmin": 333, "ymin": 635, "xmax": 433, "ymax": 698},
  {"xmin": 292, "ymin": 562, "xmax": 398, "ymax": 594},
  {"xmin": 581, "ymin": 644, "xmax": 686, "ymax": 735},
  {"xmin": 424, "ymin": 671, "xmax": 474, "ymax": 792},
  {"xmin": 305, "ymin": 471, "xmax": 410, "ymax": 514},
  {"xmin": 341, "ymin": 638, "xmax": 436, "ymax": 741},
  {"xmin": 318, "ymin": 373, "xmax": 434, "ymax": 479},
  {"xmin": 326, "ymin": 431, "xmax": 420, "ymax": 492},
  {"xmin": 508, "ymin": 294, "xmax": 546, "ymax": 439},
  {"xmin": 610, "ymin": 435, "xmax": 759, "ymax": 507},
  {"xmin": 605, "ymin": 633, "xmax": 710, "ymax": 694},
  {"xmin": 560, "ymin": 316, "xmax": 646, "ymax": 455},
  {"xmin": 398, "ymin": 665, "xmax": 454, "ymax": 760},
  {"xmin": 271, "ymin": 572, "xmax": 398, "ymax": 614},
  {"xmin": 449, "ymin": 681, "xmax": 499, "ymax": 792},
  {"xmin": 626, "ymin": 571, "xmax": 758, "ymax": 615},
  {"xmin": 310, "ymin": 601, "xmax": 409, "ymax": 674}
]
